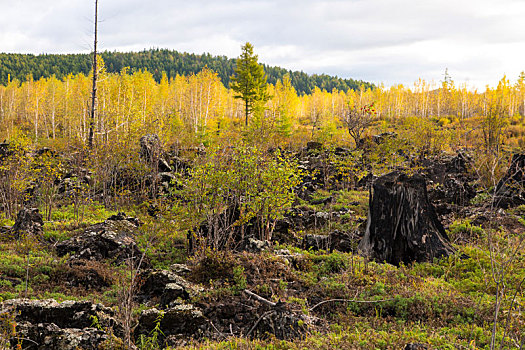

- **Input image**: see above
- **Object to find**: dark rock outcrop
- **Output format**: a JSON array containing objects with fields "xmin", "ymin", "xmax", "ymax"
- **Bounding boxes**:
[
  {"xmin": 138, "ymin": 267, "xmax": 202, "ymax": 307},
  {"xmin": 158, "ymin": 171, "xmax": 176, "ymax": 191},
  {"xmin": 302, "ymin": 234, "xmax": 330, "ymax": 251},
  {"xmin": 57, "ymin": 167, "xmax": 92, "ymax": 197},
  {"xmin": 140, "ymin": 134, "xmax": 161, "ymax": 163},
  {"xmin": 358, "ymin": 172, "xmax": 456, "ymax": 265},
  {"xmin": 158, "ymin": 157, "xmax": 172, "ymax": 173},
  {"xmin": 0, "ymin": 298, "xmax": 122, "ymax": 350},
  {"xmin": 424, "ymin": 152, "xmax": 476, "ymax": 208},
  {"xmin": 494, "ymin": 153, "xmax": 525, "ymax": 208},
  {"xmin": 430, "ymin": 175, "xmax": 477, "ymax": 207},
  {"xmin": 245, "ymin": 303, "xmax": 308, "ymax": 340},
  {"xmin": 421, "ymin": 151, "xmax": 471, "ymax": 184},
  {"xmin": 56, "ymin": 213, "xmax": 147, "ymax": 267},
  {"xmin": 271, "ymin": 217, "xmax": 294, "ymax": 244},
  {"xmin": 0, "ymin": 141, "xmax": 11, "ymax": 160},
  {"xmin": 357, "ymin": 132, "xmax": 397, "ymax": 150},
  {"xmin": 286, "ymin": 207, "xmax": 351, "ymax": 230},
  {"xmin": 11, "ymin": 208, "xmax": 44, "ymax": 239},
  {"xmin": 167, "ymin": 154, "xmax": 190, "ymax": 173},
  {"xmin": 404, "ymin": 344, "xmax": 428, "ymax": 350},
  {"xmin": 135, "ymin": 305, "xmax": 208, "ymax": 344},
  {"xmin": 200, "ymin": 295, "xmax": 310, "ymax": 341},
  {"xmin": 302, "ymin": 230, "xmax": 357, "ymax": 252},
  {"xmin": 306, "ymin": 141, "xmax": 323, "ymax": 153}
]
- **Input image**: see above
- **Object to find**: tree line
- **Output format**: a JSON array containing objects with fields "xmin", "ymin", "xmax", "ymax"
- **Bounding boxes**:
[
  {"xmin": 0, "ymin": 59, "xmax": 523, "ymax": 156},
  {"xmin": 0, "ymin": 49, "xmax": 372, "ymax": 95}
]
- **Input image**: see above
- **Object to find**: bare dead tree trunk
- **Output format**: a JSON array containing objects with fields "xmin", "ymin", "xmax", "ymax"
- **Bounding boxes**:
[{"xmin": 87, "ymin": 0, "xmax": 98, "ymax": 149}]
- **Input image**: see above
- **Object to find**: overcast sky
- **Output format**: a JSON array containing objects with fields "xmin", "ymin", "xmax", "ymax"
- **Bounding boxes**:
[{"xmin": 1, "ymin": 0, "xmax": 524, "ymax": 90}]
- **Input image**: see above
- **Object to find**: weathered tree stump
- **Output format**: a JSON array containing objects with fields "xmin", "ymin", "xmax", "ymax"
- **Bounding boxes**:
[
  {"xmin": 358, "ymin": 171, "xmax": 455, "ymax": 265},
  {"xmin": 494, "ymin": 153, "xmax": 525, "ymax": 208}
]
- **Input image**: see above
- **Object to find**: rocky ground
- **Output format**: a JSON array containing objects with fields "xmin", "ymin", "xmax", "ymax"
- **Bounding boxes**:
[{"xmin": 0, "ymin": 139, "xmax": 524, "ymax": 349}]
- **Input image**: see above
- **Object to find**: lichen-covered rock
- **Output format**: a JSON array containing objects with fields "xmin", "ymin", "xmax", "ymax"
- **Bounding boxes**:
[
  {"xmin": 302, "ymin": 230, "xmax": 356, "ymax": 252},
  {"xmin": 422, "ymin": 151, "xmax": 471, "ymax": 184},
  {"xmin": 302, "ymin": 234, "xmax": 330, "ymax": 251},
  {"xmin": 157, "ymin": 171, "xmax": 177, "ymax": 194},
  {"xmin": 287, "ymin": 208, "xmax": 327, "ymax": 229},
  {"xmin": 442, "ymin": 175, "xmax": 476, "ymax": 205},
  {"xmin": 404, "ymin": 344, "xmax": 428, "ymax": 350},
  {"xmin": 57, "ymin": 167, "xmax": 92, "ymax": 198},
  {"xmin": 248, "ymin": 305, "xmax": 309, "ymax": 340},
  {"xmin": 11, "ymin": 208, "xmax": 44, "ymax": 238},
  {"xmin": 138, "ymin": 268, "xmax": 202, "ymax": 307},
  {"xmin": 55, "ymin": 213, "xmax": 147, "ymax": 267},
  {"xmin": 135, "ymin": 305, "xmax": 207, "ymax": 343},
  {"xmin": 200, "ymin": 298, "xmax": 311, "ymax": 341},
  {"xmin": 140, "ymin": 134, "xmax": 161, "ymax": 163},
  {"xmin": 169, "ymin": 264, "xmax": 191, "ymax": 276},
  {"xmin": 0, "ymin": 298, "xmax": 122, "ymax": 350},
  {"xmin": 2, "ymin": 299, "xmax": 118, "ymax": 330},
  {"xmin": 246, "ymin": 238, "xmax": 270, "ymax": 253},
  {"xmin": 15, "ymin": 322, "xmax": 111, "ymax": 350}
]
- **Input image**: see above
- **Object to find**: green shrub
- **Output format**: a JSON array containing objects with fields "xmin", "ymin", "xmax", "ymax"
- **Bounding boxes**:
[
  {"xmin": 447, "ymin": 220, "xmax": 484, "ymax": 241},
  {"xmin": 232, "ymin": 265, "xmax": 247, "ymax": 292},
  {"xmin": 314, "ymin": 251, "xmax": 348, "ymax": 276}
]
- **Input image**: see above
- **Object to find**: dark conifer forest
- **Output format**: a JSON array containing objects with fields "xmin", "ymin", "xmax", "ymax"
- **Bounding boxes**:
[{"xmin": 0, "ymin": 49, "xmax": 373, "ymax": 94}]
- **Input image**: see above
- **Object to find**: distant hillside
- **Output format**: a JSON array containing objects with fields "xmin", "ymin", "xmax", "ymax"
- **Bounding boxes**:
[{"xmin": 0, "ymin": 48, "xmax": 373, "ymax": 94}]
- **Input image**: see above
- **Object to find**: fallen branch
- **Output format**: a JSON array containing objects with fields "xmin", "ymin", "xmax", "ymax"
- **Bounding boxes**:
[
  {"xmin": 245, "ymin": 310, "xmax": 274, "ymax": 338},
  {"xmin": 209, "ymin": 321, "xmax": 228, "ymax": 339},
  {"xmin": 244, "ymin": 289, "xmax": 276, "ymax": 307},
  {"xmin": 309, "ymin": 298, "xmax": 394, "ymax": 312}
]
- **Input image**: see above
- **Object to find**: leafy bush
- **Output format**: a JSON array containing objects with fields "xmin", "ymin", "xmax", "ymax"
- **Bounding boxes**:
[
  {"xmin": 177, "ymin": 145, "xmax": 302, "ymax": 248},
  {"xmin": 232, "ymin": 265, "xmax": 247, "ymax": 292},
  {"xmin": 313, "ymin": 251, "xmax": 349, "ymax": 275},
  {"xmin": 448, "ymin": 220, "xmax": 484, "ymax": 241}
]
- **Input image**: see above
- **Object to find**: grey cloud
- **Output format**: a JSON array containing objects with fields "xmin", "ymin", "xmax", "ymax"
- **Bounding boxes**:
[{"xmin": 0, "ymin": 0, "xmax": 524, "ymax": 88}]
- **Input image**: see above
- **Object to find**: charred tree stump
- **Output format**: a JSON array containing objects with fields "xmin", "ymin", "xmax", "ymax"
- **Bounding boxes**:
[
  {"xmin": 494, "ymin": 153, "xmax": 525, "ymax": 208},
  {"xmin": 358, "ymin": 171, "xmax": 455, "ymax": 265}
]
